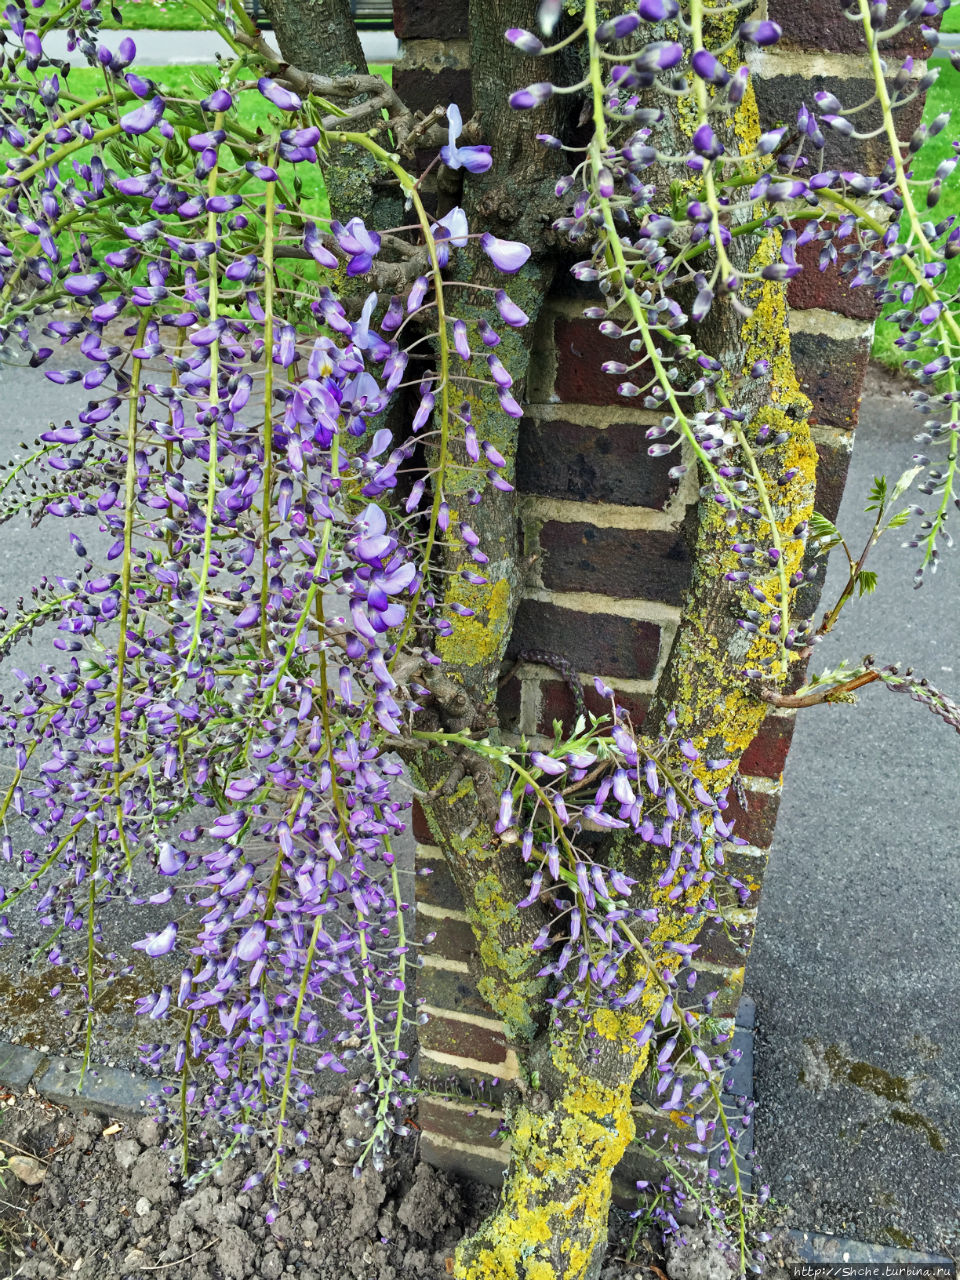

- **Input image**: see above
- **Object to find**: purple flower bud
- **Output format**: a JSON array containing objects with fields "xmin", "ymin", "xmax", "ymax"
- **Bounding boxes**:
[
  {"xmin": 531, "ymin": 751, "xmax": 566, "ymax": 776},
  {"xmin": 692, "ymin": 49, "xmax": 729, "ymax": 85},
  {"xmin": 638, "ymin": 0, "xmax": 679, "ymax": 17},
  {"xmin": 124, "ymin": 72, "xmax": 155, "ymax": 99},
  {"xmin": 453, "ymin": 319, "xmax": 471, "ymax": 362},
  {"xmin": 64, "ymin": 272, "xmax": 106, "ymax": 297},
  {"xmin": 505, "ymin": 27, "xmax": 544, "ymax": 54},
  {"xmin": 201, "ymin": 88, "xmax": 234, "ymax": 112},
  {"xmin": 120, "ymin": 96, "xmax": 165, "ymax": 136},
  {"xmin": 636, "ymin": 41, "xmax": 683, "ymax": 72},
  {"xmin": 508, "ymin": 82, "xmax": 554, "ymax": 110},
  {"xmin": 258, "ymin": 76, "xmax": 302, "ymax": 111},
  {"xmin": 480, "ymin": 232, "xmax": 532, "ymax": 274},
  {"xmin": 739, "ymin": 19, "xmax": 782, "ymax": 45},
  {"xmin": 692, "ymin": 123, "xmax": 723, "ymax": 160},
  {"xmin": 495, "ymin": 290, "xmax": 529, "ymax": 327},
  {"xmin": 596, "ymin": 12, "xmax": 641, "ymax": 41}
]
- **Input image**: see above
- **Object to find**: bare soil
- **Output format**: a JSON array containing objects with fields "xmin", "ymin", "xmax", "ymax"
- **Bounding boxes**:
[{"xmin": 0, "ymin": 1088, "xmax": 664, "ymax": 1280}]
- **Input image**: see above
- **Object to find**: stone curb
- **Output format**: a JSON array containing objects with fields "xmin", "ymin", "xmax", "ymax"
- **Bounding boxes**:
[
  {"xmin": 786, "ymin": 1230, "xmax": 955, "ymax": 1267},
  {"xmin": 0, "ymin": 1040, "xmax": 165, "ymax": 1120}
]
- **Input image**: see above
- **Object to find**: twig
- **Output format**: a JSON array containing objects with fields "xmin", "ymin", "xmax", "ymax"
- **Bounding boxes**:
[
  {"xmin": 0, "ymin": 1140, "xmax": 47, "ymax": 1162},
  {"xmin": 141, "ymin": 1237, "xmax": 220, "ymax": 1271}
]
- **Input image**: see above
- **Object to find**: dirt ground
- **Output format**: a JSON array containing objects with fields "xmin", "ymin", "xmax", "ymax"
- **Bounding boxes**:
[{"xmin": 0, "ymin": 1088, "xmax": 670, "ymax": 1280}]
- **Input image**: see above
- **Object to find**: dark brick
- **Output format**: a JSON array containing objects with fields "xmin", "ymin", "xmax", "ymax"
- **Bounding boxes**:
[
  {"xmin": 418, "ymin": 1060, "xmax": 513, "ymax": 1106},
  {"xmin": 419, "ymin": 1014, "xmax": 512, "ymax": 1066},
  {"xmin": 415, "ymin": 852, "xmax": 465, "ymax": 913},
  {"xmin": 814, "ymin": 436, "xmax": 854, "ymax": 524},
  {"xmin": 417, "ymin": 912, "xmax": 477, "ymax": 961},
  {"xmin": 393, "ymin": 0, "xmax": 468, "ymax": 39},
  {"xmin": 496, "ymin": 671, "xmax": 522, "ymax": 734},
  {"xmin": 553, "ymin": 318, "xmax": 652, "ymax": 405},
  {"xmin": 507, "ymin": 600, "xmax": 661, "ymax": 681},
  {"xmin": 699, "ymin": 914, "xmax": 757, "ymax": 968},
  {"xmin": 682, "ymin": 964, "xmax": 746, "ymax": 1020},
  {"xmin": 539, "ymin": 678, "xmax": 650, "ymax": 738},
  {"xmin": 721, "ymin": 784, "xmax": 781, "ymax": 850},
  {"xmin": 420, "ymin": 1136, "xmax": 507, "ymax": 1187},
  {"xmin": 770, "ymin": 0, "xmax": 938, "ymax": 58},
  {"xmin": 418, "ymin": 1099, "xmax": 505, "ymax": 1148},
  {"xmin": 35, "ymin": 1056, "xmax": 158, "ymax": 1119},
  {"xmin": 754, "ymin": 74, "xmax": 925, "ymax": 175},
  {"xmin": 418, "ymin": 962, "xmax": 493, "ymax": 1021},
  {"xmin": 517, "ymin": 417, "xmax": 676, "ymax": 509},
  {"xmin": 791, "ymin": 329, "xmax": 871, "ymax": 430},
  {"xmin": 740, "ymin": 714, "xmax": 795, "ymax": 780},
  {"xmin": 788, "ymin": 225, "xmax": 882, "ymax": 322},
  {"xmin": 539, "ymin": 523, "xmax": 692, "ymax": 606},
  {"xmin": 722, "ymin": 846, "xmax": 770, "ymax": 911},
  {"xmin": 392, "ymin": 67, "xmax": 472, "ymax": 120}
]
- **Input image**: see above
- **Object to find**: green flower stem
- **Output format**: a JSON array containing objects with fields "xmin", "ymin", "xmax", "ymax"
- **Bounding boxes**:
[
  {"xmin": 582, "ymin": 0, "xmax": 735, "ymax": 506},
  {"xmin": 260, "ymin": 165, "xmax": 277, "ymax": 656},
  {"xmin": 113, "ymin": 314, "xmax": 150, "ymax": 869},
  {"xmin": 186, "ymin": 111, "xmax": 227, "ymax": 664}
]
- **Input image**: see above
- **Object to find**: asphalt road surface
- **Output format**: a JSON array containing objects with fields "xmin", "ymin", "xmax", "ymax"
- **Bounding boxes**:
[{"xmin": 749, "ymin": 368, "xmax": 960, "ymax": 1256}]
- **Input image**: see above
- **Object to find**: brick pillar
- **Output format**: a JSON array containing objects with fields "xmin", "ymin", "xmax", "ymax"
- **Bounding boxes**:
[{"xmin": 397, "ymin": 0, "xmax": 937, "ymax": 1194}]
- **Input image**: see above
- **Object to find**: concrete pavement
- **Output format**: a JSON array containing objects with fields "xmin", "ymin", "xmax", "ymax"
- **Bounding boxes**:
[
  {"xmin": 749, "ymin": 367, "xmax": 960, "ymax": 1256},
  {"xmin": 41, "ymin": 26, "xmax": 399, "ymax": 65}
]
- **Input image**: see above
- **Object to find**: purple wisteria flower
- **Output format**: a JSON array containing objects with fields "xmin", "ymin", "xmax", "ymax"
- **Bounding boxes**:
[
  {"xmin": 120, "ymin": 96, "xmax": 165, "ymax": 136},
  {"xmin": 257, "ymin": 76, "xmax": 303, "ymax": 112},
  {"xmin": 480, "ymin": 233, "xmax": 531, "ymax": 274},
  {"xmin": 331, "ymin": 218, "xmax": 381, "ymax": 275},
  {"xmin": 440, "ymin": 104, "xmax": 492, "ymax": 173}
]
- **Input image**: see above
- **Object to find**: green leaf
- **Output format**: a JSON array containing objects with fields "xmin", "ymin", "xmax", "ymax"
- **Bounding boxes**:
[
  {"xmin": 865, "ymin": 474, "xmax": 887, "ymax": 514},
  {"xmin": 888, "ymin": 465, "xmax": 922, "ymax": 506},
  {"xmin": 808, "ymin": 510, "xmax": 843, "ymax": 556},
  {"xmin": 886, "ymin": 509, "xmax": 911, "ymax": 530},
  {"xmin": 857, "ymin": 569, "xmax": 878, "ymax": 597}
]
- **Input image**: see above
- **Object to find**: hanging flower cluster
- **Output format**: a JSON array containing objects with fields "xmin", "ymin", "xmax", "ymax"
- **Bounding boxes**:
[{"xmin": 0, "ymin": 0, "xmax": 536, "ymax": 1188}]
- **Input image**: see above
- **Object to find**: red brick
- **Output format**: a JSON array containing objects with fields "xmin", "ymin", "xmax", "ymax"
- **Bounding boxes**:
[
  {"xmin": 412, "ymin": 800, "xmax": 434, "ymax": 844},
  {"xmin": 517, "ymin": 417, "xmax": 677, "ymax": 509},
  {"xmin": 507, "ymin": 600, "xmax": 661, "ymax": 681},
  {"xmin": 739, "ymin": 714, "xmax": 795, "ymax": 780},
  {"xmin": 552, "ymin": 318, "xmax": 652, "ymax": 405},
  {"xmin": 392, "ymin": 67, "xmax": 472, "ymax": 120},
  {"xmin": 393, "ymin": 0, "xmax": 468, "ymax": 39},
  {"xmin": 539, "ymin": 522, "xmax": 691, "ymax": 606},
  {"xmin": 721, "ymin": 785, "xmax": 781, "ymax": 850},
  {"xmin": 419, "ymin": 1014, "xmax": 511, "ymax": 1065},
  {"xmin": 770, "ymin": 0, "xmax": 938, "ymax": 57},
  {"xmin": 788, "ymin": 227, "xmax": 882, "ymax": 322},
  {"xmin": 791, "ymin": 330, "xmax": 871, "ymax": 430},
  {"xmin": 539, "ymin": 678, "xmax": 650, "ymax": 738}
]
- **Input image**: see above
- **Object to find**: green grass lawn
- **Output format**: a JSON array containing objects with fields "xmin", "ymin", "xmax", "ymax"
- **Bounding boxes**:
[
  {"xmin": 871, "ymin": 57, "xmax": 960, "ymax": 370},
  {"xmin": 47, "ymin": 62, "xmax": 392, "ymax": 227},
  {"xmin": 100, "ymin": 1, "xmax": 207, "ymax": 30}
]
